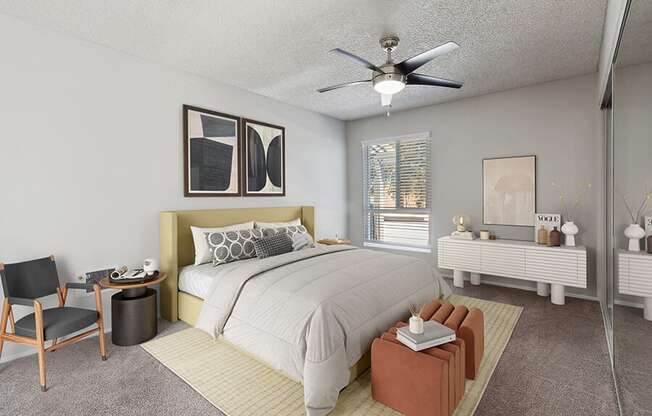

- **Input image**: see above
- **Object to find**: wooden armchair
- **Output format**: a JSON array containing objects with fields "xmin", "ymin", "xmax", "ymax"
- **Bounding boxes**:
[{"xmin": 0, "ymin": 255, "xmax": 107, "ymax": 391}]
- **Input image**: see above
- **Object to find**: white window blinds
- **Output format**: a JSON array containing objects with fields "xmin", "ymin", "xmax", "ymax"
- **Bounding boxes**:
[{"xmin": 362, "ymin": 134, "xmax": 431, "ymax": 251}]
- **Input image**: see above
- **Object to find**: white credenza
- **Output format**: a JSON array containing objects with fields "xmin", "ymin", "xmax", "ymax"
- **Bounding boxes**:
[
  {"xmin": 618, "ymin": 250, "xmax": 652, "ymax": 320},
  {"xmin": 437, "ymin": 236, "xmax": 587, "ymax": 305}
]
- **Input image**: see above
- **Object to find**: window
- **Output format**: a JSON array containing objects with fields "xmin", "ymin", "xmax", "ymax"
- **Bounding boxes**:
[{"xmin": 362, "ymin": 133, "xmax": 431, "ymax": 252}]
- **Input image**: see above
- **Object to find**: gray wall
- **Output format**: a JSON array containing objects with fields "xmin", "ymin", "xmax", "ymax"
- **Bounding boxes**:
[
  {"xmin": 346, "ymin": 73, "xmax": 603, "ymax": 298},
  {"xmin": 0, "ymin": 14, "xmax": 347, "ymax": 362}
]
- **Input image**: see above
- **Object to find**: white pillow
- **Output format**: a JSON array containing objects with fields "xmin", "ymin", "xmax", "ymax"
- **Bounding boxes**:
[
  {"xmin": 254, "ymin": 218, "xmax": 301, "ymax": 229},
  {"xmin": 191, "ymin": 221, "xmax": 254, "ymax": 265}
]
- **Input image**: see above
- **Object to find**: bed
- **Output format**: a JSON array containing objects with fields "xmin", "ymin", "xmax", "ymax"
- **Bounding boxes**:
[{"xmin": 160, "ymin": 206, "xmax": 451, "ymax": 415}]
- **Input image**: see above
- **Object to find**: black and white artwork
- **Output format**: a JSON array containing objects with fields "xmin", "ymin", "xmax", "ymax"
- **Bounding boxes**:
[
  {"xmin": 243, "ymin": 118, "xmax": 285, "ymax": 196},
  {"xmin": 184, "ymin": 105, "xmax": 241, "ymax": 196}
]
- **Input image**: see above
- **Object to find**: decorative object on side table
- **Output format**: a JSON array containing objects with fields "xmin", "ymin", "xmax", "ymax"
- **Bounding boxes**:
[
  {"xmin": 646, "ymin": 216, "xmax": 652, "ymax": 253},
  {"xmin": 537, "ymin": 225, "xmax": 549, "ymax": 245},
  {"xmin": 99, "ymin": 272, "xmax": 167, "ymax": 346},
  {"xmin": 552, "ymin": 181, "xmax": 592, "ymax": 246},
  {"xmin": 561, "ymin": 221, "xmax": 579, "ymax": 247},
  {"xmin": 548, "ymin": 226, "xmax": 561, "ymax": 247},
  {"xmin": 621, "ymin": 189, "xmax": 651, "ymax": 251},
  {"xmin": 534, "ymin": 213, "xmax": 560, "ymax": 244},
  {"xmin": 317, "ymin": 238, "xmax": 352, "ymax": 245},
  {"xmin": 479, "ymin": 230, "xmax": 490, "ymax": 240},
  {"xmin": 451, "ymin": 214, "xmax": 474, "ymax": 240},
  {"xmin": 408, "ymin": 303, "xmax": 425, "ymax": 334}
]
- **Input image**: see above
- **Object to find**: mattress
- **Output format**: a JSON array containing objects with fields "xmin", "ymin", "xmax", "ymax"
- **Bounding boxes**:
[{"xmin": 179, "ymin": 259, "xmax": 257, "ymax": 299}]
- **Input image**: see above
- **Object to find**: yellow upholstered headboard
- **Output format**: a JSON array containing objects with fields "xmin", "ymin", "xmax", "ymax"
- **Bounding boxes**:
[{"xmin": 159, "ymin": 206, "xmax": 315, "ymax": 321}]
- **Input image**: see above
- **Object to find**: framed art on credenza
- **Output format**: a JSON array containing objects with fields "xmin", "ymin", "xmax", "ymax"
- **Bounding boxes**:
[
  {"xmin": 483, "ymin": 155, "xmax": 536, "ymax": 226},
  {"xmin": 183, "ymin": 105, "xmax": 242, "ymax": 197},
  {"xmin": 242, "ymin": 118, "xmax": 286, "ymax": 196}
]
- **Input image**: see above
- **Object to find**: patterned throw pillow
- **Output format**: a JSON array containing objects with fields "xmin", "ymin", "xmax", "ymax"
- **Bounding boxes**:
[
  {"xmin": 252, "ymin": 233, "xmax": 293, "ymax": 259},
  {"xmin": 261, "ymin": 225, "xmax": 309, "ymax": 239},
  {"xmin": 262, "ymin": 225, "xmax": 315, "ymax": 251},
  {"xmin": 205, "ymin": 229, "xmax": 263, "ymax": 266}
]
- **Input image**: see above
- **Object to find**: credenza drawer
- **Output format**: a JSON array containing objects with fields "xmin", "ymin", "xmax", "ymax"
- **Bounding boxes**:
[
  {"xmin": 619, "ymin": 255, "xmax": 652, "ymax": 296},
  {"xmin": 482, "ymin": 245, "xmax": 525, "ymax": 279},
  {"xmin": 525, "ymin": 250, "xmax": 581, "ymax": 285},
  {"xmin": 439, "ymin": 240, "xmax": 482, "ymax": 273}
]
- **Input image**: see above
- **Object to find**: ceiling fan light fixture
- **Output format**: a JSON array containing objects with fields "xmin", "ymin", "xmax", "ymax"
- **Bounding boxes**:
[{"xmin": 373, "ymin": 79, "xmax": 405, "ymax": 95}]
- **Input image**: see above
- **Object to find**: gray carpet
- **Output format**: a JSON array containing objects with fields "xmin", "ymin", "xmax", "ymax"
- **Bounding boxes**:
[
  {"xmin": 614, "ymin": 304, "xmax": 652, "ymax": 416},
  {"xmin": 0, "ymin": 284, "xmax": 618, "ymax": 416}
]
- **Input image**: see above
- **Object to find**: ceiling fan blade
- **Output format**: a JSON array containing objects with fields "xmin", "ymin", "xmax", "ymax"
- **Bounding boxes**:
[
  {"xmin": 396, "ymin": 41, "xmax": 459, "ymax": 74},
  {"xmin": 406, "ymin": 73, "xmax": 463, "ymax": 89},
  {"xmin": 381, "ymin": 94, "xmax": 392, "ymax": 107},
  {"xmin": 331, "ymin": 48, "xmax": 385, "ymax": 73},
  {"xmin": 316, "ymin": 80, "xmax": 370, "ymax": 93}
]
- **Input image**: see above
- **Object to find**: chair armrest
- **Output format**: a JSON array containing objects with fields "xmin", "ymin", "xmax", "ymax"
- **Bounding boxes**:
[
  {"xmin": 66, "ymin": 282, "xmax": 95, "ymax": 291},
  {"xmin": 8, "ymin": 297, "xmax": 34, "ymax": 307}
]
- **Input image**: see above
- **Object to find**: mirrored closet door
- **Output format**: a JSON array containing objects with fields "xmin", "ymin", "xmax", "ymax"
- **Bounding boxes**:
[{"xmin": 611, "ymin": 0, "xmax": 652, "ymax": 413}]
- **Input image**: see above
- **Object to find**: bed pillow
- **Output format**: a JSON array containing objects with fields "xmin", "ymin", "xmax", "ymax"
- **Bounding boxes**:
[
  {"xmin": 205, "ymin": 228, "xmax": 263, "ymax": 266},
  {"xmin": 191, "ymin": 221, "xmax": 254, "ymax": 265},
  {"xmin": 254, "ymin": 218, "xmax": 301, "ymax": 229},
  {"xmin": 252, "ymin": 233, "xmax": 294, "ymax": 259},
  {"xmin": 262, "ymin": 225, "xmax": 314, "ymax": 251}
]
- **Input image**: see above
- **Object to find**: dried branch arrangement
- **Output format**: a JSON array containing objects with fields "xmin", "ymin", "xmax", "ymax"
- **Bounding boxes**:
[
  {"xmin": 621, "ymin": 186, "xmax": 651, "ymax": 224},
  {"xmin": 551, "ymin": 181, "xmax": 592, "ymax": 221}
]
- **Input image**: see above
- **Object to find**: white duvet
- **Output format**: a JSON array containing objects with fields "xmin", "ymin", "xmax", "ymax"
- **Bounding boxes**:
[{"xmin": 196, "ymin": 245, "xmax": 451, "ymax": 415}]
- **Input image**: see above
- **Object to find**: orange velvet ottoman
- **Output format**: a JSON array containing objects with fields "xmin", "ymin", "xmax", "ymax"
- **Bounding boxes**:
[{"xmin": 370, "ymin": 300, "xmax": 485, "ymax": 416}]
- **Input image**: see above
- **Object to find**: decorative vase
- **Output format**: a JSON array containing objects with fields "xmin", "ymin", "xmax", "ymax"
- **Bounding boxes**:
[
  {"xmin": 409, "ymin": 316, "xmax": 424, "ymax": 334},
  {"xmin": 561, "ymin": 221, "xmax": 579, "ymax": 247},
  {"xmin": 625, "ymin": 224, "xmax": 645, "ymax": 252},
  {"xmin": 537, "ymin": 225, "xmax": 548, "ymax": 245},
  {"xmin": 548, "ymin": 226, "xmax": 561, "ymax": 247},
  {"xmin": 648, "ymin": 235, "xmax": 652, "ymax": 254}
]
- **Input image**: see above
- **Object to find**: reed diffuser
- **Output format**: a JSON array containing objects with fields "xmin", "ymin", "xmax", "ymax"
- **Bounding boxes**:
[{"xmin": 408, "ymin": 303, "xmax": 426, "ymax": 334}]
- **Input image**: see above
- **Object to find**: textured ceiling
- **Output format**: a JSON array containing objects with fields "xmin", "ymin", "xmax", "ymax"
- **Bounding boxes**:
[
  {"xmin": 0, "ymin": 0, "xmax": 607, "ymax": 120},
  {"xmin": 616, "ymin": 0, "xmax": 652, "ymax": 67}
]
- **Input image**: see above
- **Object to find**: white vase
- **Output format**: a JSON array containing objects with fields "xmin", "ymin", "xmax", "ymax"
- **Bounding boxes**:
[
  {"xmin": 561, "ymin": 221, "xmax": 579, "ymax": 247},
  {"xmin": 625, "ymin": 224, "xmax": 645, "ymax": 252},
  {"xmin": 409, "ymin": 316, "xmax": 424, "ymax": 334}
]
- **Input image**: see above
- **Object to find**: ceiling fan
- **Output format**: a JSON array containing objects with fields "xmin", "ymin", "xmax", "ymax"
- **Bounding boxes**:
[{"xmin": 317, "ymin": 35, "xmax": 463, "ymax": 109}]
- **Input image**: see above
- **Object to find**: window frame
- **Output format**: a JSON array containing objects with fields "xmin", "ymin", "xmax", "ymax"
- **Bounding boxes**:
[{"xmin": 361, "ymin": 132, "xmax": 432, "ymax": 252}]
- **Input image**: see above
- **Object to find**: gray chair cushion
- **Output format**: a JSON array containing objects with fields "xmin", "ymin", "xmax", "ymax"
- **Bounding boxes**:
[{"xmin": 14, "ymin": 307, "xmax": 99, "ymax": 340}]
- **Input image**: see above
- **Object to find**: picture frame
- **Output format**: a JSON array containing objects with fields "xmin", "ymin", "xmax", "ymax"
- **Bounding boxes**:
[
  {"xmin": 482, "ymin": 155, "xmax": 536, "ymax": 226},
  {"xmin": 242, "ymin": 118, "xmax": 286, "ymax": 196},
  {"xmin": 183, "ymin": 105, "xmax": 242, "ymax": 197}
]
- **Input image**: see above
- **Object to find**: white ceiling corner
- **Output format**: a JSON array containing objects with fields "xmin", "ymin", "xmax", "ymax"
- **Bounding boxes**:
[{"xmin": 0, "ymin": 0, "xmax": 607, "ymax": 120}]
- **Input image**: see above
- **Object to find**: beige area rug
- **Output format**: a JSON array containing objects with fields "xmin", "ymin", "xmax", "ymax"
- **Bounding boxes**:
[{"xmin": 142, "ymin": 295, "xmax": 522, "ymax": 416}]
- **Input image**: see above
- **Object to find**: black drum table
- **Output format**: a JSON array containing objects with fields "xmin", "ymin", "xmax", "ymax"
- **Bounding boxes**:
[{"xmin": 99, "ymin": 272, "xmax": 167, "ymax": 346}]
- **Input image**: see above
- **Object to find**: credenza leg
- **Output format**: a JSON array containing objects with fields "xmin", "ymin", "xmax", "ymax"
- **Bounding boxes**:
[
  {"xmin": 470, "ymin": 273, "xmax": 481, "ymax": 286},
  {"xmin": 453, "ymin": 270, "xmax": 465, "ymax": 288},
  {"xmin": 644, "ymin": 297, "xmax": 652, "ymax": 321},
  {"xmin": 550, "ymin": 284, "xmax": 565, "ymax": 305},
  {"xmin": 536, "ymin": 282, "xmax": 550, "ymax": 297}
]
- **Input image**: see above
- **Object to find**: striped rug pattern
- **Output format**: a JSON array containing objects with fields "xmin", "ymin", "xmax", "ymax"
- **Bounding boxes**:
[{"xmin": 142, "ymin": 295, "xmax": 522, "ymax": 416}]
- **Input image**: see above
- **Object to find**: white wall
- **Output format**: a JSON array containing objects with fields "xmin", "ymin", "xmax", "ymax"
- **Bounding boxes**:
[
  {"xmin": 0, "ymin": 14, "xmax": 347, "ymax": 362},
  {"xmin": 346, "ymin": 73, "xmax": 603, "ymax": 298}
]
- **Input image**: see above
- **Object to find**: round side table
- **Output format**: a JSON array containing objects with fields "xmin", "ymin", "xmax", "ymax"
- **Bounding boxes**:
[{"xmin": 99, "ymin": 272, "xmax": 167, "ymax": 346}]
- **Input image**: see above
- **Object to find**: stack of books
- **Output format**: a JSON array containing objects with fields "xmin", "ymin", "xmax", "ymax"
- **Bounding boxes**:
[{"xmin": 396, "ymin": 321, "xmax": 456, "ymax": 351}]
